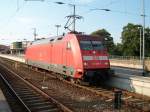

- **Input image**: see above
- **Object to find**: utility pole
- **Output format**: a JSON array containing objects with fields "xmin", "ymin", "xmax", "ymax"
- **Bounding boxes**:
[
  {"xmin": 33, "ymin": 28, "xmax": 37, "ymax": 41},
  {"xmin": 55, "ymin": 25, "xmax": 61, "ymax": 36},
  {"xmin": 142, "ymin": 0, "xmax": 145, "ymax": 76}
]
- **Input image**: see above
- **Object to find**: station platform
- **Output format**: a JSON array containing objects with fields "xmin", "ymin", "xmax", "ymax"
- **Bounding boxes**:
[
  {"xmin": 0, "ymin": 88, "xmax": 12, "ymax": 112},
  {"xmin": 111, "ymin": 66, "xmax": 144, "ymax": 76},
  {"xmin": 107, "ymin": 73, "xmax": 150, "ymax": 97},
  {"xmin": 0, "ymin": 54, "xmax": 25, "ymax": 63}
]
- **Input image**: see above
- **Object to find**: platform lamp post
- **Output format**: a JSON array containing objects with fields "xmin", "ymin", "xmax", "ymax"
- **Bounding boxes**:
[
  {"xmin": 138, "ymin": 27, "xmax": 142, "ymax": 65},
  {"xmin": 55, "ymin": 25, "xmax": 61, "ymax": 36},
  {"xmin": 141, "ymin": 0, "xmax": 146, "ymax": 76}
]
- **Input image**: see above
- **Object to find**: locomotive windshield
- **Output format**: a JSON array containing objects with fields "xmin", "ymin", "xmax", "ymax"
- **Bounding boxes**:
[
  {"xmin": 80, "ymin": 41, "xmax": 93, "ymax": 50},
  {"xmin": 91, "ymin": 41, "xmax": 104, "ymax": 50},
  {"xmin": 80, "ymin": 41, "xmax": 104, "ymax": 50}
]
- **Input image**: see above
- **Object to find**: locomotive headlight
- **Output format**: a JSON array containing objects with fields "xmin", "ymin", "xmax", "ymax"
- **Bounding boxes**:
[
  {"xmin": 77, "ymin": 69, "xmax": 82, "ymax": 72},
  {"xmin": 104, "ymin": 62, "xmax": 108, "ymax": 65},
  {"xmin": 77, "ymin": 69, "xmax": 83, "ymax": 75},
  {"xmin": 84, "ymin": 62, "xmax": 88, "ymax": 66}
]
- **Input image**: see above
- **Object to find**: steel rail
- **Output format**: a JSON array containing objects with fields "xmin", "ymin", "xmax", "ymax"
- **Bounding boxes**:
[
  {"xmin": 0, "ymin": 73, "xmax": 31, "ymax": 112},
  {"xmin": 0, "ymin": 62, "xmax": 73, "ymax": 112},
  {"xmin": 1, "ymin": 57, "xmax": 150, "ymax": 111}
]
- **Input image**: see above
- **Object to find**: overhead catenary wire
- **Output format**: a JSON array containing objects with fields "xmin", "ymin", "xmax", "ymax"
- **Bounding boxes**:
[
  {"xmin": 26, "ymin": 0, "xmax": 150, "ymax": 29},
  {"xmin": 46, "ymin": 0, "xmax": 123, "ymax": 32},
  {"xmin": 77, "ymin": 0, "xmax": 149, "ymax": 18},
  {"xmin": 0, "ymin": 0, "xmax": 27, "ymax": 31},
  {"xmin": 1, "ymin": 0, "xmax": 150, "ymax": 29},
  {"xmin": 0, "ymin": 0, "xmax": 150, "ymax": 41}
]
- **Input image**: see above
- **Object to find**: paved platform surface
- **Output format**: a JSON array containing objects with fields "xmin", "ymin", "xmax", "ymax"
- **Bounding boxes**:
[
  {"xmin": 106, "ymin": 73, "xmax": 150, "ymax": 97},
  {"xmin": 0, "ymin": 89, "xmax": 12, "ymax": 112},
  {"xmin": 111, "ymin": 66, "xmax": 143, "ymax": 76}
]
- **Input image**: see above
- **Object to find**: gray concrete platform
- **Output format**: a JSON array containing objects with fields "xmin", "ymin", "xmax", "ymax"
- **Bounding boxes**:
[
  {"xmin": 0, "ymin": 54, "xmax": 25, "ymax": 63},
  {"xmin": 0, "ymin": 88, "xmax": 12, "ymax": 112},
  {"xmin": 106, "ymin": 73, "xmax": 150, "ymax": 97},
  {"xmin": 111, "ymin": 66, "xmax": 143, "ymax": 76}
]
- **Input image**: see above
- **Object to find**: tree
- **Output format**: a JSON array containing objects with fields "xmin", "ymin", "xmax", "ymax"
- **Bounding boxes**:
[
  {"xmin": 121, "ymin": 23, "xmax": 150, "ymax": 57},
  {"xmin": 91, "ymin": 29, "xmax": 115, "ymax": 54},
  {"xmin": 113, "ymin": 43, "xmax": 123, "ymax": 56},
  {"xmin": 145, "ymin": 28, "xmax": 150, "ymax": 57}
]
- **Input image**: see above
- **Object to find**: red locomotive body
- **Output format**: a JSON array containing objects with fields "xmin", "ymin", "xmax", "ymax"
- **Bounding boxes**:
[{"xmin": 25, "ymin": 33, "xmax": 111, "ymax": 83}]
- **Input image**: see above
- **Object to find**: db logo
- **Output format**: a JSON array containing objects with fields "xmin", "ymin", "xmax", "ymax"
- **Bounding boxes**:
[{"xmin": 93, "ymin": 51, "xmax": 96, "ymax": 54}]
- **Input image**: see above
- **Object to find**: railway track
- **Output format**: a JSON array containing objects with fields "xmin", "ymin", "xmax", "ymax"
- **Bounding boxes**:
[
  {"xmin": 0, "ymin": 75, "xmax": 26, "ymax": 112},
  {"xmin": 0, "ymin": 57, "xmax": 150, "ymax": 111},
  {"xmin": 87, "ymin": 86, "xmax": 150, "ymax": 111},
  {"xmin": 0, "ymin": 61, "xmax": 73, "ymax": 112},
  {"xmin": 60, "ymin": 78, "xmax": 150, "ymax": 111}
]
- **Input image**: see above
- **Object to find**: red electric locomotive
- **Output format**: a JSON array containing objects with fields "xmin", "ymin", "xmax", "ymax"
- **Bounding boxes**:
[{"xmin": 25, "ymin": 32, "xmax": 111, "ymax": 84}]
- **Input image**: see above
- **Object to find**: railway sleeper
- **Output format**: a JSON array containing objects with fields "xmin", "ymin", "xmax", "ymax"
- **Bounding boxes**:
[
  {"xmin": 16, "ymin": 91, "xmax": 37, "ymax": 95},
  {"xmin": 29, "ymin": 101, "xmax": 52, "ymax": 106},
  {"xmin": 19, "ymin": 94, "xmax": 41, "ymax": 98},
  {"xmin": 22, "ymin": 97, "xmax": 42, "ymax": 101},
  {"xmin": 21, "ymin": 95, "xmax": 41, "ymax": 100},
  {"xmin": 37, "ymin": 108, "xmax": 60, "ymax": 112},
  {"xmin": 25, "ymin": 99, "xmax": 46, "ymax": 103},
  {"xmin": 13, "ymin": 87, "xmax": 30, "ymax": 90},
  {"xmin": 15, "ymin": 89, "xmax": 34, "ymax": 93},
  {"xmin": 30, "ymin": 105, "xmax": 56, "ymax": 110}
]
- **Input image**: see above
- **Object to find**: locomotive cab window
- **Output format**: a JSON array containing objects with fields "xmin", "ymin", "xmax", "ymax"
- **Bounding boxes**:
[
  {"xmin": 80, "ymin": 40, "xmax": 104, "ymax": 50},
  {"xmin": 80, "ymin": 41, "xmax": 93, "ymax": 50},
  {"xmin": 91, "ymin": 41, "xmax": 104, "ymax": 50}
]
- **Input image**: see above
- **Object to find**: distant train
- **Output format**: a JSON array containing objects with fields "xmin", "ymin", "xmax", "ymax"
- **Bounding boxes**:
[{"xmin": 25, "ymin": 32, "xmax": 111, "ymax": 84}]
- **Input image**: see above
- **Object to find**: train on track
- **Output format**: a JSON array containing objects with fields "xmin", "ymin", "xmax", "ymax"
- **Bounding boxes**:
[{"xmin": 25, "ymin": 32, "xmax": 112, "ymax": 84}]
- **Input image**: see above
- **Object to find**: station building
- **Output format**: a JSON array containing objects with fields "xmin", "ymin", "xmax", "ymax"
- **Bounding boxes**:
[{"xmin": 10, "ymin": 41, "xmax": 31, "ymax": 55}]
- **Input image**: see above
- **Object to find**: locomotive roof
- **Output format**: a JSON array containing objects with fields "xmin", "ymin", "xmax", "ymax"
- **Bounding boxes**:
[
  {"xmin": 29, "ymin": 33, "xmax": 104, "ymax": 46},
  {"xmin": 76, "ymin": 34, "xmax": 104, "ymax": 41},
  {"xmin": 31, "ymin": 35, "xmax": 63, "ymax": 45}
]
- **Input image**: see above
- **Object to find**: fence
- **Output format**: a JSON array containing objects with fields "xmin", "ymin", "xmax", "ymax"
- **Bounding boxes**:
[
  {"xmin": 109, "ymin": 55, "xmax": 150, "ymax": 60},
  {"xmin": 109, "ymin": 55, "xmax": 150, "ymax": 71}
]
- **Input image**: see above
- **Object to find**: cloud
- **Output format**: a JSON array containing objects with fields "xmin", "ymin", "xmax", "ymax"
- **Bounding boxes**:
[{"xmin": 15, "ymin": 17, "xmax": 33, "ymax": 25}]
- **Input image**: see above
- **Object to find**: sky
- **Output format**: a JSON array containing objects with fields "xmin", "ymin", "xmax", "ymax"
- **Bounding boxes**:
[{"xmin": 0, "ymin": 0, "xmax": 150, "ymax": 45}]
